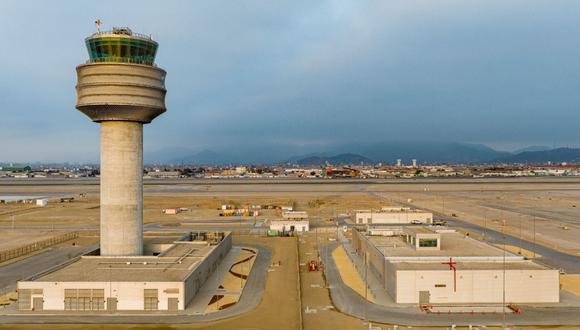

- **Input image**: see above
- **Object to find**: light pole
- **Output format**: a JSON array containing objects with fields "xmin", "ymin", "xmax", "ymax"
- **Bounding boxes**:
[
  {"xmin": 502, "ymin": 218, "xmax": 506, "ymax": 328},
  {"xmin": 364, "ymin": 251, "xmax": 368, "ymax": 324},
  {"xmin": 483, "ymin": 209, "xmax": 487, "ymax": 241},
  {"xmin": 532, "ymin": 211, "xmax": 536, "ymax": 259},
  {"xmin": 519, "ymin": 214, "xmax": 523, "ymax": 255}
]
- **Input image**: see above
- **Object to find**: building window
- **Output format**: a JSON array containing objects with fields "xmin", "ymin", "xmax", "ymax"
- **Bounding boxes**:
[
  {"xmin": 64, "ymin": 289, "xmax": 104, "ymax": 311},
  {"xmin": 435, "ymin": 284, "xmax": 446, "ymax": 288},
  {"xmin": 418, "ymin": 238, "xmax": 438, "ymax": 247}
]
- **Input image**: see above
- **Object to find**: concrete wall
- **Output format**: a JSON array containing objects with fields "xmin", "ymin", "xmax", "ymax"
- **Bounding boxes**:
[
  {"xmin": 352, "ymin": 229, "xmax": 386, "ymax": 287},
  {"xmin": 76, "ymin": 63, "xmax": 166, "ymax": 123},
  {"xmin": 385, "ymin": 261, "xmax": 398, "ymax": 300},
  {"xmin": 395, "ymin": 269, "xmax": 559, "ymax": 304},
  {"xmin": 100, "ymin": 121, "xmax": 143, "ymax": 256},
  {"xmin": 183, "ymin": 233, "xmax": 233, "ymax": 308},
  {"xmin": 18, "ymin": 281, "xmax": 183, "ymax": 311}
]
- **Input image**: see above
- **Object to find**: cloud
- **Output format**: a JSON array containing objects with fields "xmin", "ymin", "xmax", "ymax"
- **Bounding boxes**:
[{"xmin": 1, "ymin": 0, "xmax": 580, "ymax": 162}]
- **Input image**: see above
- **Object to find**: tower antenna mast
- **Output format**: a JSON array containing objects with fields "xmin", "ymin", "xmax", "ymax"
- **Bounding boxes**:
[{"xmin": 95, "ymin": 19, "xmax": 102, "ymax": 33}]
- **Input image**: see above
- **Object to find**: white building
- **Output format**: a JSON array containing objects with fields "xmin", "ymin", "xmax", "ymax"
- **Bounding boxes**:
[
  {"xmin": 352, "ymin": 227, "xmax": 559, "ymax": 304},
  {"xmin": 35, "ymin": 199, "xmax": 48, "ymax": 207},
  {"xmin": 282, "ymin": 211, "xmax": 308, "ymax": 220},
  {"xmin": 354, "ymin": 207, "xmax": 432, "ymax": 225},
  {"xmin": 18, "ymin": 232, "xmax": 232, "ymax": 312},
  {"xmin": 270, "ymin": 220, "xmax": 309, "ymax": 233}
]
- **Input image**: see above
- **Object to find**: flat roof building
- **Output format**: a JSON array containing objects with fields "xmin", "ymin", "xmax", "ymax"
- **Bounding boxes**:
[
  {"xmin": 354, "ymin": 207, "xmax": 433, "ymax": 225},
  {"xmin": 352, "ymin": 227, "xmax": 559, "ymax": 304},
  {"xmin": 270, "ymin": 220, "xmax": 309, "ymax": 233},
  {"xmin": 18, "ymin": 232, "xmax": 232, "ymax": 312},
  {"xmin": 282, "ymin": 211, "xmax": 308, "ymax": 220}
]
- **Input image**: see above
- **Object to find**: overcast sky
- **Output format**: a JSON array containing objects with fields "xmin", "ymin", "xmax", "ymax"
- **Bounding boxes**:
[{"xmin": 1, "ymin": 1, "xmax": 580, "ymax": 162}]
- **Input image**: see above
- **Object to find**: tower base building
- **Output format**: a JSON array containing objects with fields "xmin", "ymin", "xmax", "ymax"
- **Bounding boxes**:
[{"xmin": 18, "ymin": 232, "xmax": 232, "ymax": 312}]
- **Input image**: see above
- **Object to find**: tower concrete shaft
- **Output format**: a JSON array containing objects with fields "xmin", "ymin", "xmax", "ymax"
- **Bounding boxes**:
[
  {"xmin": 76, "ymin": 27, "xmax": 166, "ymax": 256},
  {"xmin": 100, "ymin": 121, "xmax": 143, "ymax": 256}
]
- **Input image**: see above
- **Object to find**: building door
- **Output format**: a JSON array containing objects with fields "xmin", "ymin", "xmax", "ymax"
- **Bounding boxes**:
[
  {"xmin": 18, "ymin": 289, "xmax": 31, "ymax": 311},
  {"xmin": 168, "ymin": 298, "xmax": 179, "ymax": 311},
  {"xmin": 32, "ymin": 297, "xmax": 43, "ymax": 311},
  {"xmin": 144, "ymin": 289, "xmax": 159, "ymax": 310},
  {"xmin": 107, "ymin": 297, "xmax": 117, "ymax": 312},
  {"xmin": 419, "ymin": 291, "xmax": 430, "ymax": 305}
]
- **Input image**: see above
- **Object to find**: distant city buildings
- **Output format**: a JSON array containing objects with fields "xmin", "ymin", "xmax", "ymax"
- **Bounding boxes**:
[{"xmin": 2, "ymin": 162, "xmax": 580, "ymax": 180}]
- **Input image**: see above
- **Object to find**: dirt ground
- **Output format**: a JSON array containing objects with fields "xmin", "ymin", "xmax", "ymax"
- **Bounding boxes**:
[
  {"xmin": 365, "ymin": 183, "xmax": 580, "ymax": 256},
  {"xmin": 561, "ymin": 275, "xmax": 580, "ymax": 297},
  {"xmin": 1, "ymin": 178, "xmax": 580, "ymax": 329},
  {"xmin": 332, "ymin": 245, "xmax": 375, "ymax": 302},
  {"xmin": 0, "ymin": 193, "xmax": 387, "ymax": 229},
  {"xmin": 0, "ymin": 231, "xmax": 63, "ymax": 250},
  {"xmin": 186, "ymin": 235, "xmax": 302, "ymax": 329}
]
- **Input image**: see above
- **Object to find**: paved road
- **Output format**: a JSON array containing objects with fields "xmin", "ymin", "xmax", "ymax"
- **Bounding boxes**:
[
  {"xmin": 320, "ymin": 242, "xmax": 580, "ymax": 327},
  {"xmin": 370, "ymin": 192, "xmax": 580, "ymax": 273},
  {"xmin": 0, "ymin": 243, "xmax": 272, "ymax": 324},
  {"xmin": 443, "ymin": 217, "xmax": 580, "ymax": 273},
  {"xmin": 0, "ymin": 244, "xmax": 98, "ymax": 293}
]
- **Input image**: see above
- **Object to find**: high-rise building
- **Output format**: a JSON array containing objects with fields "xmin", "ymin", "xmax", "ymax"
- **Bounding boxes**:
[{"xmin": 76, "ymin": 27, "xmax": 167, "ymax": 256}]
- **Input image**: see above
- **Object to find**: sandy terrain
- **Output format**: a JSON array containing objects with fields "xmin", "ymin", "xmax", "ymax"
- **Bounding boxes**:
[
  {"xmin": 561, "ymin": 275, "xmax": 580, "ymax": 297},
  {"xmin": 0, "ymin": 192, "xmax": 387, "ymax": 229},
  {"xmin": 205, "ymin": 247, "xmax": 257, "ymax": 313},
  {"xmin": 0, "ymin": 231, "xmax": 63, "ymax": 250},
  {"xmin": 1, "ymin": 178, "xmax": 579, "ymax": 329},
  {"xmin": 364, "ymin": 183, "xmax": 580, "ymax": 256},
  {"xmin": 332, "ymin": 245, "xmax": 375, "ymax": 303}
]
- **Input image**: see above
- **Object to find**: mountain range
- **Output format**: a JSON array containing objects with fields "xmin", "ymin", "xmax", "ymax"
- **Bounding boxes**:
[{"xmin": 144, "ymin": 142, "xmax": 580, "ymax": 165}]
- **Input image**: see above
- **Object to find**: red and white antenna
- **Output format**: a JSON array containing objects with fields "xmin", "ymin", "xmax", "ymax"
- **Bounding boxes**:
[{"xmin": 95, "ymin": 19, "xmax": 102, "ymax": 33}]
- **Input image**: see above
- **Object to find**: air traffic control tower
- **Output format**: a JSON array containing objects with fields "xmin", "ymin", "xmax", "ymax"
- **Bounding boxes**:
[{"xmin": 76, "ymin": 27, "xmax": 167, "ymax": 256}]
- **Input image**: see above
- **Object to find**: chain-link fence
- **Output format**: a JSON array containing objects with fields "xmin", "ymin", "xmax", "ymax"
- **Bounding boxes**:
[{"xmin": 0, "ymin": 232, "xmax": 79, "ymax": 263}]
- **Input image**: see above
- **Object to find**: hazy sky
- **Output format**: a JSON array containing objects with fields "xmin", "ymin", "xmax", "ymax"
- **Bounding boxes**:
[{"xmin": 1, "ymin": 1, "xmax": 580, "ymax": 162}]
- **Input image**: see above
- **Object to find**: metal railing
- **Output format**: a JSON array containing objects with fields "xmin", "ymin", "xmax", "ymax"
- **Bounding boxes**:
[
  {"xmin": 86, "ymin": 56, "xmax": 156, "ymax": 66},
  {"xmin": 86, "ymin": 30, "xmax": 155, "ymax": 42}
]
